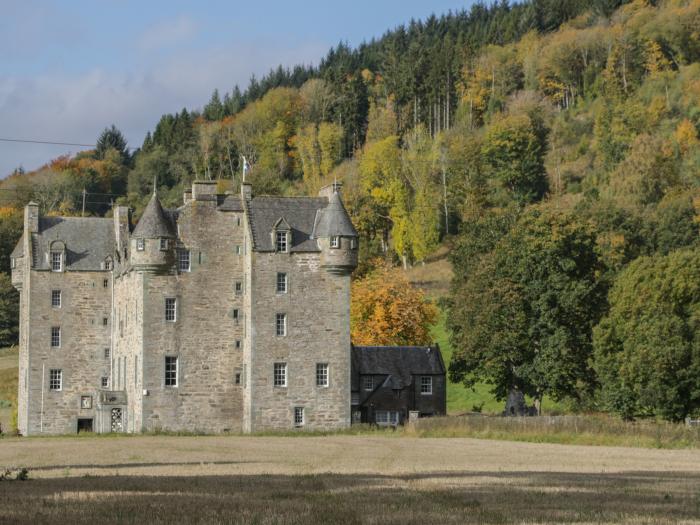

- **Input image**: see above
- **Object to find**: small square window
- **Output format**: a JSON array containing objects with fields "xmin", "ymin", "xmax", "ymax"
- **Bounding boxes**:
[
  {"xmin": 104, "ymin": 348, "xmax": 110, "ymax": 359},
  {"xmin": 235, "ymin": 373, "xmax": 241, "ymax": 385},
  {"xmin": 330, "ymin": 236, "xmax": 340, "ymax": 248},
  {"xmin": 178, "ymin": 249, "xmax": 191, "ymax": 272},
  {"xmin": 49, "ymin": 369, "xmax": 62, "ymax": 390},
  {"xmin": 51, "ymin": 326, "xmax": 61, "ymax": 348},
  {"xmin": 103, "ymin": 317, "xmax": 109, "ymax": 326},
  {"xmin": 276, "ymin": 231, "xmax": 288, "ymax": 253},
  {"xmin": 51, "ymin": 290, "xmax": 61, "ymax": 308},
  {"xmin": 421, "ymin": 376, "xmax": 433, "ymax": 395},
  {"xmin": 101, "ymin": 376, "xmax": 109, "ymax": 389},
  {"xmin": 316, "ymin": 363, "xmax": 329, "ymax": 387},
  {"xmin": 160, "ymin": 238, "xmax": 169, "ymax": 251},
  {"xmin": 363, "ymin": 376, "xmax": 374, "ymax": 391},
  {"xmin": 233, "ymin": 309, "xmax": 240, "ymax": 322},
  {"xmin": 136, "ymin": 238, "xmax": 145, "ymax": 251},
  {"xmin": 51, "ymin": 251, "xmax": 63, "ymax": 272},
  {"xmin": 165, "ymin": 298, "xmax": 177, "ymax": 322},
  {"xmin": 276, "ymin": 313, "xmax": 286, "ymax": 336},
  {"xmin": 235, "ymin": 340, "xmax": 242, "ymax": 350},
  {"xmin": 276, "ymin": 273, "xmax": 287, "ymax": 293},
  {"xmin": 294, "ymin": 406, "xmax": 304, "ymax": 427},
  {"xmin": 80, "ymin": 395, "xmax": 92, "ymax": 409},
  {"xmin": 350, "ymin": 238, "xmax": 358, "ymax": 250},
  {"xmin": 235, "ymin": 245, "xmax": 242, "ymax": 255},
  {"xmin": 274, "ymin": 362, "xmax": 287, "ymax": 387},
  {"xmin": 235, "ymin": 281, "xmax": 243, "ymax": 295},
  {"xmin": 103, "ymin": 279, "xmax": 109, "ymax": 288},
  {"xmin": 165, "ymin": 356, "xmax": 178, "ymax": 387}
]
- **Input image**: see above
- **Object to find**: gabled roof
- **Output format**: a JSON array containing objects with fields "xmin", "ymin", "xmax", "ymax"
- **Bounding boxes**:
[
  {"xmin": 247, "ymin": 196, "xmax": 328, "ymax": 252},
  {"xmin": 351, "ymin": 345, "xmax": 446, "ymax": 390},
  {"xmin": 313, "ymin": 191, "xmax": 358, "ymax": 238},
  {"xmin": 133, "ymin": 194, "xmax": 176, "ymax": 238},
  {"xmin": 32, "ymin": 217, "xmax": 115, "ymax": 271},
  {"xmin": 11, "ymin": 234, "xmax": 24, "ymax": 258}
]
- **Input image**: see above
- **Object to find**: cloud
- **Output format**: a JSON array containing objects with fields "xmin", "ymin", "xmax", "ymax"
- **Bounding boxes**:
[
  {"xmin": 0, "ymin": 40, "xmax": 327, "ymax": 178},
  {"xmin": 138, "ymin": 15, "xmax": 198, "ymax": 51}
]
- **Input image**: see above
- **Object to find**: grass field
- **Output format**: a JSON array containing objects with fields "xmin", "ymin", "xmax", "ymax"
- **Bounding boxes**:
[
  {"xmin": 0, "ymin": 346, "xmax": 18, "ymax": 433},
  {"xmin": 1, "ymin": 434, "xmax": 699, "ymax": 524}
]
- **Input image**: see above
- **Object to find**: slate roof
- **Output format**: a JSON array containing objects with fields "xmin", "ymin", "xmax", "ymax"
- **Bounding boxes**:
[
  {"xmin": 32, "ymin": 217, "xmax": 115, "ymax": 271},
  {"xmin": 11, "ymin": 234, "xmax": 24, "ymax": 258},
  {"xmin": 351, "ymin": 345, "xmax": 446, "ymax": 390},
  {"xmin": 247, "ymin": 196, "xmax": 329, "ymax": 252},
  {"xmin": 313, "ymin": 191, "xmax": 358, "ymax": 238},
  {"xmin": 132, "ymin": 194, "xmax": 176, "ymax": 238}
]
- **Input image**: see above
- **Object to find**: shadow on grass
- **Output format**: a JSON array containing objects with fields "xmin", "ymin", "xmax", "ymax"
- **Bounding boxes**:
[{"xmin": 0, "ymin": 470, "xmax": 698, "ymax": 524}]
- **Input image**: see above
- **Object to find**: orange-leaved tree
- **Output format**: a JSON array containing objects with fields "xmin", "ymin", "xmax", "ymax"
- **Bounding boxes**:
[{"xmin": 351, "ymin": 263, "xmax": 438, "ymax": 346}]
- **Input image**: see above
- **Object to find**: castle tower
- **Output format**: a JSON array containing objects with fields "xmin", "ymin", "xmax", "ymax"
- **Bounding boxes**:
[
  {"xmin": 314, "ymin": 187, "xmax": 359, "ymax": 274},
  {"xmin": 130, "ymin": 191, "xmax": 176, "ymax": 272}
]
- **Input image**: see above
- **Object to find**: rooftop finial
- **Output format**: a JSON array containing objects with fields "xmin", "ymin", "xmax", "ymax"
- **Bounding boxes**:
[
  {"xmin": 153, "ymin": 175, "xmax": 158, "ymax": 197},
  {"xmin": 242, "ymin": 155, "xmax": 248, "ymax": 182}
]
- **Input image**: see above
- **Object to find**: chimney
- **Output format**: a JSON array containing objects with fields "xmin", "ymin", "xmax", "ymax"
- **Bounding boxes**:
[
  {"xmin": 113, "ymin": 205, "xmax": 130, "ymax": 255},
  {"xmin": 24, "ymin": 202, "xmax": 39, "ymax": 234},
  {"xmin": 183, "ymin": 189, "xmax": 193, "ymax": 205},
  {"xmin": 192, "ymin": 180, "xmax": 218, "ymax": 201},
  {"xmin": 241, "ymin": 181, "xmax": 252, "ymax": 201}
]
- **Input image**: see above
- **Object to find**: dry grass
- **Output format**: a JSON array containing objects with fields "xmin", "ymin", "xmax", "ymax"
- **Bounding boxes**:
[
  {"xmin": 0, "ymin": 346, "xmax": 18, "ymax": 433},
  {"xmin": 403, "ymin": 242, "xmax": 454, "ymax": 299},
  {"xmin": 0, "ymin": 434, "xmax": 699, "ymax": 524}
]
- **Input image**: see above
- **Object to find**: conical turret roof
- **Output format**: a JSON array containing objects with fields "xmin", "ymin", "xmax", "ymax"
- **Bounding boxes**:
[
  {"xmin": 132, "ymin": 193, "xmax": 175, "ymax": 238},
  {"xmin": 313, "ymin": 191, "xmax": 357, "ymax": 238}
]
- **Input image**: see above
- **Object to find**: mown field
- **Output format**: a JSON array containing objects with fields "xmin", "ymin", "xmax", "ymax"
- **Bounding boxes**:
[{"xmin": 1, "ymin": 434, "xmax": 699, "ymax": 524}]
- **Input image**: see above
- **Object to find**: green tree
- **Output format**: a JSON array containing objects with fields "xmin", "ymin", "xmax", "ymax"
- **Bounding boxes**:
[
  {"xmin": 449, "ymin": 207, "xmax": 606, "ymax": 406},
  {"xmin": 0, "ymin": 273, "xmax": 18, "ymax": 347},
  {"xmin": 593, "ymin": 248, "xmax": 700, "ymax": 421},
  {"xmin": 95, "ymin": 125, "xmax": 129, "ymax": 164}
]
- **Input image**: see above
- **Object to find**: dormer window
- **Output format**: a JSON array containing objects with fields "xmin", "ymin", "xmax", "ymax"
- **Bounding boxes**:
[
  {"xmin": 50, "ymin": 251, "xmax": 63, "ymax": 272},
  {"xmin": 330, "ymin": 236, "xmax": 340, "ymax": 249},
  {"xmin": 103, "ymin": 257, "xmax": 113, "ymax": 271},
  {"xmin": 276, "ymin": 231, "xmax": 288, "ymax": 253},
  {"xmin": 160, "ymin": 238, "xmax": 169, "ymax": 251},
  {"xmin": 136, "ymin": 238, "xmax": 145, "ymax": 251}
]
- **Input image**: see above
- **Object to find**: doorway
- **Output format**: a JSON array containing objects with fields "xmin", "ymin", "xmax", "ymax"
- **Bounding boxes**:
[{"xmin": 77, "ymin": 418, "xmax": 93, "ymax": 433}]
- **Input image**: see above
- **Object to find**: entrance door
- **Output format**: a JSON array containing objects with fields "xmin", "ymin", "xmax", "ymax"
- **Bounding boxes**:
[
  {"xmin": 111, "ymin": 408, "xmax": 123, "ymax": 432},
  {"xmin": 77, "ymin": 418, "xmax": 93, "ymax": 433}
]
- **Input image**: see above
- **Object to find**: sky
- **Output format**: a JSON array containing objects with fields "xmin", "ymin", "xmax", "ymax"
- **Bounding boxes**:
[{"xmin": 0, "ymin": 0, "xmax": 475, "ymax": 178}]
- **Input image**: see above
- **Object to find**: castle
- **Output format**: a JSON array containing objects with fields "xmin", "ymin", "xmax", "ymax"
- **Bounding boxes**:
[{"xmin": 10, "ymin": 180, "xmax": 358, "ymax": 435}]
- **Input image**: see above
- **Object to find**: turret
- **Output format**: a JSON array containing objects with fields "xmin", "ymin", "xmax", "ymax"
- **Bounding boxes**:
[
  {"xmin": 314, "ymin": 185, "xmax": 358, "ymax": 275},
  {"xmin": 130, "ymin": 191, "xmax": 176, "ymax": 272}
]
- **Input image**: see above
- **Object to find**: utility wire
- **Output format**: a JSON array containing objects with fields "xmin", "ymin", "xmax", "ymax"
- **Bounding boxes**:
[{"xmin": 0, "ymin": 137, "xmax": 138, "ymax": 150}]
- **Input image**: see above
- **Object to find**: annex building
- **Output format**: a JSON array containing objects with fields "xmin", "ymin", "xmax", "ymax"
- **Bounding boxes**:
[{"xmin": 11, "ymin": 180, "xmax": 359, "ymax": 435}]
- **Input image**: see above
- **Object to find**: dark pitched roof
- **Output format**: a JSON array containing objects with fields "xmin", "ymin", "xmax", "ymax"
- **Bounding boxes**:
[
  {"xmin": 313, "ymin": 191, "xmax": 358, "ymax": 238},
  {"xmin": 11, "ymin": 234, "xmax": 24, "ymax": 258},
  {"xmin": 351, "ymin": 345, "xmax": 446, "ymax": 390},
  {"xmin": 33, "ymin": 217, "xmax": 115, "ymax": 271},
  {"xmin": 247, "ymin": 196, "xmax": 328, "ymax": 252},
  {"xmin": 217, "ymin": 194, "xmax": 244, "ymax": 211},
  {"xmin": 133, "ymin": 194, "xmax": 176, "ymax": 238}
]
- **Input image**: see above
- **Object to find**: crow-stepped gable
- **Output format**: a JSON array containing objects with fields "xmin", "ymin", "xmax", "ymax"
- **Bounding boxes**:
[{"xmin": 11, "ymin": 181, "xmax": 358, "ymax": 435}]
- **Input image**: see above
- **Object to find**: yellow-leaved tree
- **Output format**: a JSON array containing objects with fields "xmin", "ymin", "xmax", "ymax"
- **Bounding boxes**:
[{"xmin": 351, "ymin": 263, "xmax": 438, "ymax": 346}]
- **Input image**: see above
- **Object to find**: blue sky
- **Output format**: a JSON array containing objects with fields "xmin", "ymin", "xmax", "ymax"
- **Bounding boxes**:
[{"xmin": 0, "ymin": 0, "xmax": 474, "ymax": 178}]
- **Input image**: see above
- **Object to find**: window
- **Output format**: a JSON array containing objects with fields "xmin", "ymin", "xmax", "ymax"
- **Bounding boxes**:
[
  {"xmin": 233, "ymin": 309, "xmax": 240, "ymax": 322},
  {"xmin": 51, "ymin": 290, "xmax": 61, "ymax": 308},
  {"xmin": 235, "ymin": 245, "xmax": 242, "ymax": 255},
  {"xmin": 103, "ymin": 279, "xmax": 109, "ymax": 288},
  {"xmin": 235, "ymin": 372, "xmax": 241, "ymax": 385},
  {"xmin": 104, "ymin": 259, "xmax": 113, "ymax": 271},
  {"xmin": 10, "ymin": 257, "xmax": 15, "ymax": 269},
  {"xmin": 51, "ymin": 251, "xmax": 62, "ymax": 272},
  {"xmin": 276, "ymin": 313, "xmax": 287, "ymax": 336},
  {"xmin": 236, "ymin": 216, "xmax": 241, "ymax": 227},
  {"xmin": 165, "ymin": 298, "xmax": 177, "ymax": 322},
  {"xmin": 421, "ymin": 376, "xmax": 433, "ymax": 395},
  {"xmin": 235, "ymin": 281, "xmax": 243, "ymax": 295},
  {"xmin": 375, "ymin": 410, "xmax": 400, "ymax": 426},
  {"xmin": 276, "ymin": 273, "xmax": 287, "ymax": 293},
  {"xmin": 136, "ymin": 238, "xmax": 145, "ymax": 251},
  {"xmin": 330, "ymin": 236, "xmax": 340, "ymax": 248},
  {"xmin": 159, "ymin": 238, "xmax": 169, "ymax": 251},
  {"xmin": 350, "ymin": 238, "xmax": 358, "ymax": 250},
  {"xmin": 276, "ymin": 231, "xmax": 288, "ymax": 253},
  {"xmin": 49, "ymin": 369, "xmax": 62, "ymax": 391},
  {"xmin": 165, "ymin": 356, "xmax": 178, "ymax": 387},
  {"xmin": 178, "ymin": 249, "xmax": 191, "ymax": 272},
  {"xmin": 101, "ymin": 376, "xmax": 109, "ymax": 389},
  {"xmin": 235, "ymin": 340, "xmax": 241, "ymax": 350},
  {"xmin": 80, "ymin": 395, "xmax": 92, "ymax": 409},
  {"xmin": 51, "ymin": 326, "xmax": 61, "ymax": 348},
  {"xmin": 104, "ymin": 348, "xmax": 110, "ymax": 359},
  {"xmin": 273, "ymin": 362, "xmax": 287, "ymax": 387},
  {"xmin": 294, "ymin": 407, "xmax": 304, "ymax": 427},
  {"xmin": 363, "ymin": 376, "xmax": 374, "ymax": 391},
  {"xmin": 103, "ymin": 317, "xmax": 109, "ymax": 326},
  {"xmin": 316, "ymin": 363, "xmax": 329, "ymax": 387}
]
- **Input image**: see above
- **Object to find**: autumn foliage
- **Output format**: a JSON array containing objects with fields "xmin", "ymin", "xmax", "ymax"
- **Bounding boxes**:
[{"xmin": 351, "ymin": 263, "xmax": 438, "ymax": 346}]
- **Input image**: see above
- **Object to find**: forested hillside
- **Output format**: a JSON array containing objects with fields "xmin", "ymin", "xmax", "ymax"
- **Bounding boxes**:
[{"xmin": 2, "ymin": 0, "xmax": 700, "ymax": 420}]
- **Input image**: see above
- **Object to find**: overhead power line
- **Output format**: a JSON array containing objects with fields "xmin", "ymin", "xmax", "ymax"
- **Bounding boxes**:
[{"xmin": 0, "ymin": 137, "xmax": 138, "ymax": 150}]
